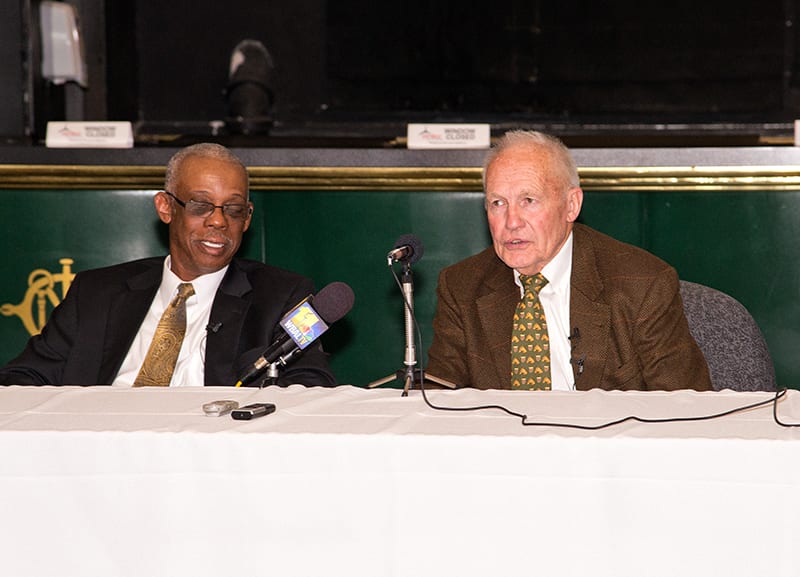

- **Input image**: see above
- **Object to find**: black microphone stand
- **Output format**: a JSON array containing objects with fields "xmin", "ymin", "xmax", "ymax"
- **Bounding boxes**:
[{"xmin": 368, "ymin": 261, "xmax": 455, "ymax": 395}]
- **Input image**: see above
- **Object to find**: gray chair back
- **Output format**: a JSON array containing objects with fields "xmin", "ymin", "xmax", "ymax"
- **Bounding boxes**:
[{"xmin": 679, "ymin": 280, "xmax": 776, "ymax": 391}]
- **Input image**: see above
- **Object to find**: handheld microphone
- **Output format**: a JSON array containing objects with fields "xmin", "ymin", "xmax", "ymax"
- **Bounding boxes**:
[
  {"xmin": 387, "ymin": 234, "xmax": 424, "ymax": 266},
  {"xmin": 235, "ymin": 281, "xmax": 355, "ymax": 387}
]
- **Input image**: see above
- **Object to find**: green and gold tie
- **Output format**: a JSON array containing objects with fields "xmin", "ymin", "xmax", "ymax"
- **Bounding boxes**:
[
  {"xmin": 511, "ymin": 273, "xmax": 551, "ymax": 390},
  {"xmin": 133, "ymin": 282, "xmax": 195, "ymax": 387}
]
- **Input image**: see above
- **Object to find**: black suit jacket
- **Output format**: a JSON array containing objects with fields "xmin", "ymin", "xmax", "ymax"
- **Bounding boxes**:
[
  {"xmin": 0, "ymin": 257, "xmax": 336, "ymax": 387},
  {"xmin": 426, "ymin": 224, "xmax": 711, "ymax": 391}
]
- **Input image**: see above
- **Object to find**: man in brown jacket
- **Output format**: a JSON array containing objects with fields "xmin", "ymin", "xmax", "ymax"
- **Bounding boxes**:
[{"xmin": 426, "ymin": 130, "xmax": 711, "ymax": 391}]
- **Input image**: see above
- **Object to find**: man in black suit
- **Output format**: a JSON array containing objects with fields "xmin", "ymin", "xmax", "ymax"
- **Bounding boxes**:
[{"xmin": 0, "ymin": 143, "xmax": 336, "ymax": 387}]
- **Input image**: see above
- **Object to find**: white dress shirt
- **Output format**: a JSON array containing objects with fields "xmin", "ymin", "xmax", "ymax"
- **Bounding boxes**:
[{"xmin": 112, "ymin": 256, "xmax": 228, "ymax": 387}]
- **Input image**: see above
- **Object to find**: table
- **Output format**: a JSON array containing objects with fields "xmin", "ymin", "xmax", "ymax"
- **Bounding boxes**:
[{"xmin": 1, "ymin": 385, "xmax": 799, "ymax": 577}]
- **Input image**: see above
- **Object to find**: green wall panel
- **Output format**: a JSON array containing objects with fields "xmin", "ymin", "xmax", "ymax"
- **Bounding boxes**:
[{"xmin": 254, "ymin": 190, "xmax": 493, "ymax": 386}]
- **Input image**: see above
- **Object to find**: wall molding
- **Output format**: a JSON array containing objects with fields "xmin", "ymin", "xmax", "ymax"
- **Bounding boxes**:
[{"xmin": 4, "ymin": 164, "xmax": 800, "ymax": 191}]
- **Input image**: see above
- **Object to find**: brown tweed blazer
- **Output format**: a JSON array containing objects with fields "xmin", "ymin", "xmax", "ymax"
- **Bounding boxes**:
[{"xmin": 426, "ymin": 223, "xmax": 711, "ymax": 391}]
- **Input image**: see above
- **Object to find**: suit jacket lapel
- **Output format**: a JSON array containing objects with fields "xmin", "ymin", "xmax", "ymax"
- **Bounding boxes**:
[
  {"xmin": 570, "ymin": 225, "xmax": 611, "ymax": 390},
  {"xmin": 476, "ymin": 255, "xmax": 519, "ymax": 387},
  {"xmin": 203, "ymin": 260, "xmax": 252, "ymax": 385},
  {"xmin": 98, "ymin": 260, "xmax": 163, "ymax": 383}
]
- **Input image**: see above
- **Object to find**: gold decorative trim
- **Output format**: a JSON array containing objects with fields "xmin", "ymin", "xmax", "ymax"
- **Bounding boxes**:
[
  {"xmin": 0, "ymin": 165, "xmax": 165, "ymax": 189},
  {"xmin": 3, "ymin": 164, "xmax": 800, "ymax": 191},
  {"xmin": 248, "ymin": 166, "xmax": 482, "ymax": 191},
  {"xmin": 580, "ymin": 166, "xmax": 800, "ymax": 191}
]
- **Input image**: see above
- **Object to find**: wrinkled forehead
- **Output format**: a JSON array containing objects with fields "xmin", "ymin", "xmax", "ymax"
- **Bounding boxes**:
[
  {"xmin": 485, "ymin": 147, "xmax": 561, "ymax": 193},
  {"xmin": 176, "ymin": 156, "xmax": 249, "ymax": 196}
]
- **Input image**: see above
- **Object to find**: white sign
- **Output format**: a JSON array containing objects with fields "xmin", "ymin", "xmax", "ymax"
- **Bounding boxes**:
[
  {"xmin": 407, "ymin": 123, "xmax": 491, "ymax": 149},
  {"xmin": 46, "ymin": 121, "xmax": 134, "ymax": 148}
]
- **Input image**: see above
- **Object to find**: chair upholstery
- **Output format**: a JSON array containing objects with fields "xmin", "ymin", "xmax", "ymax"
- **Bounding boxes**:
[{"xmin": 679, "ymin": 280, "xmax": 776, "ymax": 391}]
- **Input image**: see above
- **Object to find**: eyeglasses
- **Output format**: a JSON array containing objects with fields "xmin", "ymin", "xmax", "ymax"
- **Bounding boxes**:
[{"xmin": 164, "ymin": 191, "xmax": 252, "ymax": 221}]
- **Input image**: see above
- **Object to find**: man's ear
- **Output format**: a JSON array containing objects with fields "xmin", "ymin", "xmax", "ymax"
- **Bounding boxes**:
[
  {"xmin": 242, "ymin": 201, "xmax": 254, "ymax": 232},
  {"xmin": 566, "ymin": 186, "xmax": 583, "ymax": 223},
  {"xmin": 154, "ymin": 191, "xmax": 173, "ymax": 224}
]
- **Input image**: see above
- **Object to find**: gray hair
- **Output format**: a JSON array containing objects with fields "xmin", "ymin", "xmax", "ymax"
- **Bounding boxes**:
[
  {"xmin": 164, "ymin": 142, "xmax": 250, "ymax": 195},
  {"xmin": 482, "ymin": 130, "xmax": 580, "ymax": 192}
]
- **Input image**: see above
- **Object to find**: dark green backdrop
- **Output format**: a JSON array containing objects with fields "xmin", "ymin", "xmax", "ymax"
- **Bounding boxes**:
[{"xmin": 0, "ymin": 188, "xmax": 790, "ymax": 388}]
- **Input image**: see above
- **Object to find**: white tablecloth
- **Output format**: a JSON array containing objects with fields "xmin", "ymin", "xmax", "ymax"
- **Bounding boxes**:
[{"xmin": 1, "ymin": 385, "xmax": 799, "ymax": 577}]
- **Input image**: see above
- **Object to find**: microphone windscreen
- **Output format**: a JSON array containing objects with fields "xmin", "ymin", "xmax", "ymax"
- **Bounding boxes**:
[
  {"xmin": 393, "ymin": 233, "xmax": 424, "ymax": 264},
  {"xmin": 313, "ymin": 282, "xmax": 355, "ymax": 324}
]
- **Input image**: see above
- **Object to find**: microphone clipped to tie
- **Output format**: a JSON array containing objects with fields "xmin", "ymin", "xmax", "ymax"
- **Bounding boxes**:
[
  {"xmin": 234, "ymin": 281, "xmax": 355, "ymax": 387},
  {"xmin": 387, "ymin": 234, "xmax": 424, "ymax": 266}
]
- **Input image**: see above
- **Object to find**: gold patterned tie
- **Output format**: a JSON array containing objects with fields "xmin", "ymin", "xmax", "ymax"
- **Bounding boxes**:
[
  {"xmin": 133, "ymin": 283, "xmax": 195, "ymax": 387},
  {"xmin": 511, "ymin": 273, "xmax": 551, "ymax": 390}
]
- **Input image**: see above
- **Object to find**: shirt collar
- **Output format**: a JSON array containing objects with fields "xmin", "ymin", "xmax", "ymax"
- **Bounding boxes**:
[{"xmin": 160, "ymin": 255, "xmax": 228, "ymax": 306}]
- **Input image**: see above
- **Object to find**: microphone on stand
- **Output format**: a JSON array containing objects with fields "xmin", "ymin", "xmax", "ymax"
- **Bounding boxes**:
[
  {"xmin": 235, "ymin": 281, "xmax": 355, "ymax": 387},
  {"xmin": 387, "ymin": 234, "xmax": 424, "ymax": 266},
  {"xmin": 371, "ymin": 234, "xmax": 453, "ymax": 395}
]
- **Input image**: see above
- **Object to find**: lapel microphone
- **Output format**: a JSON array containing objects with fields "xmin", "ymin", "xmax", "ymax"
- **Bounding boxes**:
[{"xmin": 569, "ymin": 327, "xmax": 585, "ymax": 376}]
